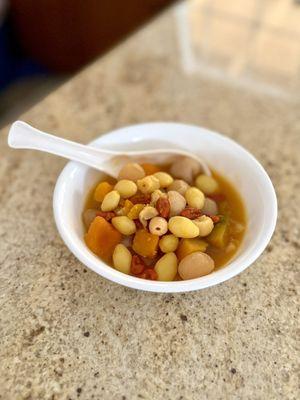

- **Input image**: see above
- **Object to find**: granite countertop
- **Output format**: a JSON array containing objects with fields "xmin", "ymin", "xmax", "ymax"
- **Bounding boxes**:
[{"xmin": 0, "ymin": 3, "xmax": 299, "ymax": 400}]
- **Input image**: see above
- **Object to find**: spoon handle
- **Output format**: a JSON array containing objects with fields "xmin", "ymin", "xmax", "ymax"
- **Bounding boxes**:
[
  {"xmin": 8, "ymin": 121, "xmax": 211, "ymax": 178},
  {"xmin": 8, "ymin": 121, "xmax": 115, "ymax": 171}
]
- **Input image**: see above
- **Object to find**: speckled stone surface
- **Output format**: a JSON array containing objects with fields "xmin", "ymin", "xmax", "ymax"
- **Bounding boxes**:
[{"xmin": 0, "ymin": 8, "xmax": 299, "ymax": 400}]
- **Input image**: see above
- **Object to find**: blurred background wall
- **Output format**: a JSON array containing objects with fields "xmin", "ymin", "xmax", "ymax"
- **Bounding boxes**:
[
  {"xmin": 2, "ymin": 0, "xmax": 300, "ymax": 129},
  {"xmin": 9, "ymin": 0, "xmax": 173, "ymax": 72},
  {"xmin": 0, "ymin": 0, "xmax": 174, "ymax": 127}
]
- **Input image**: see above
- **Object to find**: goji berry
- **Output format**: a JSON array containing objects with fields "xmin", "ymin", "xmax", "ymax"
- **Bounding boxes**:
[
  {"xmin": 138, "ymin": 268, "xmax": 158, "ymax": 280},
  {"xmin": 133, "ymin": 219, "xmax": 144, "ymax": 230},
  {"xmin": 95, "ymin": 211, "xmax": 116, "ymax": 221},
  {"xmin": 131, "ymin": 254, "xmax": 145, "ymax": 275},
  {"xmin": 180, "ymin": 207, "xmax": 202, "ymax": 219},
  {"xmin": 129, "ymin": 194, "xmax": 151, "ymax": 205},
  {"xmin": 146, "ymin": 269, "xmax": 158, "ymax": 280},
  {"xmin": 156, "ymin": 197, "xmax": 170, "ymax": 218},
  {"xmin": 210, "ymin": 215, "xmax": 220, "ymax": 223}
]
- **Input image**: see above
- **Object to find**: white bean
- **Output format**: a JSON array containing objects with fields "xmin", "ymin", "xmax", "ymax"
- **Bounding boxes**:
[
  {"xmin": 83, "ymin": 209, "xmax": 98, "ymax": 228},
  {"xmin": 178, "ymin": 251, "xmax": 214, "ymax": 280},
  {"xmin": 118, "ymin": 163, "xmax": 145, "ymax": 181},
  {"xmin": 153, "ymin": 172, "xmax": 173, "ymax": 188},
  {"xmin": 167, "ymin": 179, "xmax": 190, "ymax": 195},
  {"xmin": 113, "ymin": 244, "xmax": 132, "ymax": 274},
  {"xmin": 168, "ymin": 216, "xmax": 199, "ymax": 238},
  {"xmin": 185, "ymin": 187, "xmax": 205, "ymax": 209},
  {"xmin": 168, "ymin": 190, "xmax": 186, "ymax": 217},
  {"xmin": 202, "ymin": 198, "xmax": 218, "ymax": 216},
  {"xmin": 114, "ymin": 179, "xmax": 137, "ymax": 198},
  {"xmin": 101, "ymin": 190, "xmax": 120, "ymax": 211},
  {"xmin": 111, "ymin": 216, "xmax": 136, "ymax": 235},
  {"xmin": 159, "ymin": 234, "xmax": 179, "ymax": 253},
  {"xmin": 170, "ymin": 157, "xmax": 201, "ymax": 183},
  {"xmin": 195, "ymin": 174, "xmax": 219, "ymax": 195},
  {"xmin": 193, "ymin": 216, "xmax": 214, "ymax": 237},
  {"xmin": 154, "ymin": 252, "xmax": 178, "ymax": 281}
]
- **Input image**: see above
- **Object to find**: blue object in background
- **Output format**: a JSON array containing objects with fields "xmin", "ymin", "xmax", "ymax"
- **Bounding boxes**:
[
  {"xmin": 0, "ymin": 14, "xmax": 13, "ymax": 89},
  {"xmin": 0, "ymin": 11, "xmax": 47, "ymax": 92}
]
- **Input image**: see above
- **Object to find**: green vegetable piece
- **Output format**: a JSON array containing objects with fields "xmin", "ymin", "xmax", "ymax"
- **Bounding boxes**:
[{"xmin": 207, "ymin": 218, "xmax": 230, "ymax": 249}]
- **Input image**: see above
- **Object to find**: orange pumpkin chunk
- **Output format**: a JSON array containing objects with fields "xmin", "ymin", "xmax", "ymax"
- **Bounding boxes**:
[
  {"xmin": 85, "ymin": 216, "xmax": 121, "ymax": 261},
  {"xmin": 141, "ymin": 163, "xmax": 161, "ymax": 176},
  {"xmin": 132, "ymin": 229, "xmax": 159, "ymax": 258},
  {"xmin": 176, "ymin": 238, "xmax": 208, "ymax": 261},
  {"xmin": 94, "ymin": 182, "xmax": 113, "ymax": 202}
]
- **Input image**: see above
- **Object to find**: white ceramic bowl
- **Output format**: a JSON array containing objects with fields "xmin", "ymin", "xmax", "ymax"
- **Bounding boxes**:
[{"xmin": 53, "ymin": 122, "xmax": 277, "ymax": 292}]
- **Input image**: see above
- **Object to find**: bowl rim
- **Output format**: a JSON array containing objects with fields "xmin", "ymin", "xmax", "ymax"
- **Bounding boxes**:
[{"xmin": 53, "ymin": 122, "xmax": 277, "ymax": 292}]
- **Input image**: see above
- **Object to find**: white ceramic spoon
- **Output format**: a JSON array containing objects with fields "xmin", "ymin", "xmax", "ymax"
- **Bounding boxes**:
[{"xmin": 8, "ymin": 121, "xmax": 211, "ymax": 177}]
